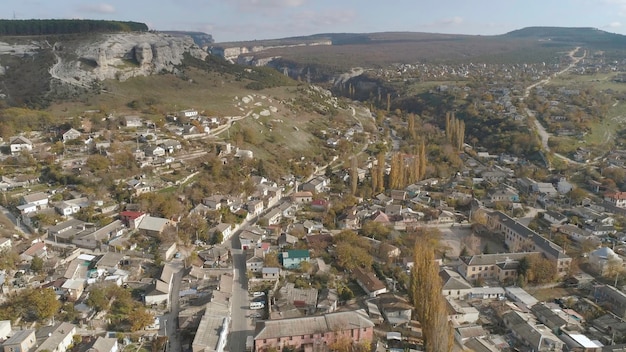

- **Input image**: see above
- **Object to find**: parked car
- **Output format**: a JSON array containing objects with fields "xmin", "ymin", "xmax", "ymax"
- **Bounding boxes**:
[{"xmin": 252, "ymin": 291, "xmax": 265, "ymax": 297}]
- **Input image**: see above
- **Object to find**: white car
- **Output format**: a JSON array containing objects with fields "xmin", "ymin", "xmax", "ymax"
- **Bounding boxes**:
[{"xmin": 252, "ymin": 291, "xmax": 265, "ymax": 297}]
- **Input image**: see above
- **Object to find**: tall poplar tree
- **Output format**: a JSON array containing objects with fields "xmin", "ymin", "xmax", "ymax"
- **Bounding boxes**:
[{"xmin": 410, "ymin": 239, "xmax": 453, "ymax": 352}]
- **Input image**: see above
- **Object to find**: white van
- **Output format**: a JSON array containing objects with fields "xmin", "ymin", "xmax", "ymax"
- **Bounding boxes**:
[{"xmin": 250, "ymin": 302, "xmax": 265, "ymax": 310}]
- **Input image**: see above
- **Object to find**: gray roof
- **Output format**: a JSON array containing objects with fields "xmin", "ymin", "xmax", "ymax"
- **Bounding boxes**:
[
  {"xmin": 255, "ymin": 309, "xmax": 373, "ymax": 340},
  {"xmin": 3, "ymin": 329, "xmax": 35, "ymax": 345},
  {"xmin": 440, "ymin": 269, "xmax": 472, "ymax": 290},
  {"xmin": 462, "ymin": 252, "xmax": 532, "ymax": 266},
  {"xmin": 490, "ymin": 211, "xmax": 570, "ymax": 260},
  {"xmin": 138, "ymin": 216, "xmax": 170, "ymax": 232},
  {"xmin": 90, "ymin": 337, "xmax": 117, "ymax": 352},
  {"xmin": 35, "ymin": 322, "xmax": 76, "ymax": 352}
]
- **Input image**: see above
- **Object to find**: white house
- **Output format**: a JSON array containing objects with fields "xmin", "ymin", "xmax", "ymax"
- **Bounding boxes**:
[
  {"xmin": 9, "ymin": 136, "xmax": 33, "ymax": 155},
  {"xmin": 62, "ymin": 128, "xmax": 81, "ymax": 142},
  {"xmin": 605, "ymin": 191, "xmax": 626, "ymax": 208},
  {"xmin": 589, "ymin": 247, "xmax": 625, "ymax": 276},
  {"xmin": 35, "ymin": 322, "xmax": 77, "ymax": 352}
]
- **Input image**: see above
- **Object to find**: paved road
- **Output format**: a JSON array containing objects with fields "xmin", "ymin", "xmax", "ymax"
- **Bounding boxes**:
[
  {"xmin": 226, "ymin": 233, "xmax": 254, "ymax": 352},
  {"xmin": 0, "ymin": 205, "xmax": 31, "ymax": 237}
]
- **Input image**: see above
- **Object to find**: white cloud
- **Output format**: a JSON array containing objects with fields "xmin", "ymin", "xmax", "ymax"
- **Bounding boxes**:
[
  {"xmin": 608, "ymin": 21, "xmax": 622, "ymax": 27},
  {"xmin": 439, "ymin": 16, "xmax": 464, "ymax": 26},
  {"xmin": 77, "ymin": 3, "xmax": 116, "ymax": 14}
]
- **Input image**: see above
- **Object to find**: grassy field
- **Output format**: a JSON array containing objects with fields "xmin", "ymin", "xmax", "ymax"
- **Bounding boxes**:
[{"xmin": 525, "ymin": 287, "xmax": 578, "ymax": 302}]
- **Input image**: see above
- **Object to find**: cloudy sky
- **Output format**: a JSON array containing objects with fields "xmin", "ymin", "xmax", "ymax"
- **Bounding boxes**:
[{"xmin": 3, "ymin": 0, "xmax": 626, "ymax": 42}]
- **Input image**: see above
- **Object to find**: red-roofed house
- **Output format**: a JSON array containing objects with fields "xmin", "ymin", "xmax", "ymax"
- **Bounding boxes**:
[
  {"xmin": 605, "ymin": 192, "xmax": 626, "ymax": 208},
  {"xmin": 20, "ymin": 242, "xmax": 47, "ymax": 262},
  {"xmin": 370, "ymin": 210, "xmax": 391, "ymax": 224},
  {"xmin": 352, "ymin": 267, "xmax": 387, "ymax": 297},
  {"xmin": 119, "ymin": 211, "xmax": 146, "ymax": 230}
]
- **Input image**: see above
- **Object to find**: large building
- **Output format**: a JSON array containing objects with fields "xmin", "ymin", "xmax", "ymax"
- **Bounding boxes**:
[
  {"xmin": 486, "ymin": 211, "xmax": 571, "ymax": 276},
  {"xmin": 458, "ymin": 253, "xmax": 535, "ymax": 283},
  {"xmin": 253, "ymin": 310, "xmax": 374, "ymax": 352}
]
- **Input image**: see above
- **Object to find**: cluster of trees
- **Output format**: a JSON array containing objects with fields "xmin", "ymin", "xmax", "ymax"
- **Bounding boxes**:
[
  {"xmin": 0, "ymin": 287, "xmax": 61, "ymax": 323},
  {"xmin": 387, "ymin": 145, "xmax": 427, "ymax": 190},
  {"xmin": 333, "ymin": 230, "xmax": 372, "ymax": 270},
  {"xmin": 445, "ymin": 111, "xmax": 465, "ymax": 150},
  {"xmin": 0, "ymin": 19, "xmax": 148, "ymax": 36},
  {"xmin": 87, "ymin": 283, "xmax": 154, "ymax": 332}
]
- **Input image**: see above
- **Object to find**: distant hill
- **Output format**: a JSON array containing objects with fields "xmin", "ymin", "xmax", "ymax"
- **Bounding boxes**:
[
  {"xmin": 0, "ymin": 19, "xmax": 148, "ymax": 36},
  {"xmin": 502, "ymin": 26, "xmax": 626, "ymax": 48}
]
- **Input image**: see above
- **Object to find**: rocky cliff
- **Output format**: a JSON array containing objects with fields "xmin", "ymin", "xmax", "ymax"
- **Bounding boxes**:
[
  {"xmin": 0, "ymin": 31, "xmax": 209, "ymax": 106},
  {"xmin": 50, "ymin": 32, "xmax": 208, "ymax": 85}
]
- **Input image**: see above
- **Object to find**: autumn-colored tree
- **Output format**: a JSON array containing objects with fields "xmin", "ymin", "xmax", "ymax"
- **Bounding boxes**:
[
  {"xmin": 409, "ymin": 240, "xmax": 453, "ymax": 352},
  {"xmin": 264, "ymin": 252, "xmax": 280, "ymax": 267},
  {"xmin": 376, "ymin": 152, "xmax": 385, "ymax": 193},
  {"xmin": 526, "ymin": 254, "xmax": 557, "ymax": 284},
  {"xmin": 129, "ymin": 307, "xmax": 154, "ymax": 332}
]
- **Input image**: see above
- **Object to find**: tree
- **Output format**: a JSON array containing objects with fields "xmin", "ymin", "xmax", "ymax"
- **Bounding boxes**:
[
  {"xmin": 210, "ymin": 231, "xmax": 223, "ymax": 245},
  {"xmin": 30, "ymin": 255, "xmax": 44, "ymax": 274},
  {"xmin": 128, "ymin": 306, "xmax": 154, "ymax": 332},
  {"xmin": 264, "ymin": 252, "xmax": 280, "ymax": 267},
  {"xmin": 409, "ymin": 240, "xmax": 453, "ymax": 352},
  {"xmin": 526, "ymin": 254, "xmax": 556, "ymax": 284},
  {"xmin": 87, "ymin": 285, "xmax": 110, "ymax": 311}
]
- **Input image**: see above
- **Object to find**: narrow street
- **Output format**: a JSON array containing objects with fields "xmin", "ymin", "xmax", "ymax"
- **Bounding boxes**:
[{"xmin": 226, "ymin": 232, "xmax": 254, "ymax": 352}]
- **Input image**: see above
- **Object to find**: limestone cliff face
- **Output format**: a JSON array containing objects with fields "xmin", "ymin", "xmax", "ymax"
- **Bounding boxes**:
[{"xmin": 53, "ymin": 32, "xmax": 208, "ymax": 84}]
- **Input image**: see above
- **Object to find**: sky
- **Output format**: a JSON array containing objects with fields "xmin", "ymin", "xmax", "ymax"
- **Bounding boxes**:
[{"xmin": 3, "ymin": 0, "xmax": 626, "ymax": 42}]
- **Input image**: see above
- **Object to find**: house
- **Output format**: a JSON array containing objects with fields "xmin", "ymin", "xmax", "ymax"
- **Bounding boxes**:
[
  {"xmin": 487, "ymin": 211, "xmax": 571, "ymax": 276},
  {"xmin": 144, "ymin": 264, "xmax": 175, "ymax": 307},
  {"xmin": 605, "ymin": 191, "xmax": 626, "ymax": 208},
  {"xmin": 88, "ymin": 337, "xmax": 119, "ymax": 352},
  {"xmin": 253, "ymin": 309, "xmax": 374, "ymax": 352},
  {"xmin": 317, "ymin": 288, "xmax": 338, "ymax": 314},
  {"xmin": 159, "ymin": 139, "xmax": 182, "ymax": 154},
  {"xmin": 280, "ymin": 249, "xmax": 310, "ymax": 270},
  {"xmin": 20, "ymin": 192, "xmax": 49, "ymax": 207},
  {"xmin": 0, "ymin": 238, "xmax": 11, "ymax": 252},
  {"xmin": 20, "ymin": 242, "xmax": 47, "ymax": 262},
  {"xmin": 378, "ymin": 294, "xmax": 412, "ymax": 326},
  {"xmin": 278, "ymin": 233, "xmax": 298, "ymax": 249},
  {"xmin": 119, "ymin": 211, "xmax": 146, "ymax": 230},
  {"xmin": 198, "ymin": 246, "xmax": 230, "ymax": 267},
  {"xmin": 440, "ymin": 268, "xmax": 473, "ymax": 299},
  {"xmin": 458, "ymin": 252, "xmax": 532, "ymax": 283},
  {"xmin": 262, "ymin": 267, "xmax": 280, "ymax": 280},
  {"xmin": 62, "ymin": 128, "xmax": 81, "ymax": 142},
  {"xmin": 543, "ymin": 210, "xmax": 568, "ymax": 225},
  {"xmin": 276, "ymin": 282, "xmax": 318, "ymax": 316},
  {"xmin": 502, "ymin": 310, "xmax": 564, "ymax": 352},
  {"xmin": 138, "ymin": 216, "xmax": 171, "ymax": 237},
  {"xmin": 291, "ymin": 191, "xmax": 313, "ymax": 204},
  {"xmin": 143, "ymin": 145, "xmax": 166, "ymax": 158},
  {"xmin": 530, "ymin": 303, "xmax": 568, "ymax": 333},
  {"xmin": 261, "ymin": 208, "xmax": 282, "ymax": 226},
  {"xmin": 447, "ymin": 298, "xmax": 480, "ymax": 324},
  {"xmin": 488, "ymin": 186, "xmax": 520, "ymax": 203},
  {"xmin": 589, "ymin": 247, "xmax": 624, "ymax": 276},
  {"xmin": 9, "ymin": 136, "xmax": 33, "ymax": 155},
  {"xmin": 352, "ymin": 267, "xmax": 387, "ymax": 297},
  {"xmin": 35, "ymin": 322, "xmax": 77, "ymax": 352},
  {"xmin": 123, "ymin": 115, "xmax": 143, "ymax": 127},
  {"xmin": 246, "ymin": 249, "xmax": 265, "ymax": 273},
  {"xmin": 239, "ymin": 229, "xmax": 265, "ymax": 250},
  {"xmin": 55, "ymin": 200, "xmax": 82, "ymax": 216},
  {"xmin": 61, "ymin": 279, "xmax": 85, "ymax": 301},
  {"xmin": 202, "ymin": 195, "xmax": 223, "ymax": 210},
  {"xmin": 246, "ymin": 200, "xmax": 264, "ymax": 217},
  {"xmin": 558, "ymin": 330, "xmax": 602, "ymax": 352},
  {"xmin": 454, "ymin": 325, "xmax": 488, "ymax": 346},
  {"xmin": 179, "ymin": 109, "xmax": 198, "ymax": 118},
  {"xmin": 338, "ymin": 207, "xmax": 359, "ymax": 230},
  {"xmin": 300, "ymin": 176, "xmax": 329, "ymax": 193},
  {"xmin": 2, "ymin": 329, "xmax": 36, "ymax": 352},
  {"xmin": 210, "ymin": 223, "xmax": 233, "ymax": 245}
]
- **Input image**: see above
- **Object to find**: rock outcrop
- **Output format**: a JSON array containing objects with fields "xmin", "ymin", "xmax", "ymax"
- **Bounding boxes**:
[{"xmin": 51, "ymin": 32, "xmax": 208, "ymax": 84}]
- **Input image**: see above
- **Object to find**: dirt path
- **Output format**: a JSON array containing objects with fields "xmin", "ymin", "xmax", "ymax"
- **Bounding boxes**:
[{"xmin": 522, "ymin": 47, "xmax": 586, "ymax": 165}]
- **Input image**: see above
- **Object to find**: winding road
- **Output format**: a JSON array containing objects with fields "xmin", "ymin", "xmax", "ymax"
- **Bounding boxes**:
[{"xmin": 522, "ymin": 47, "xmax": 586, "ymax": 166}]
